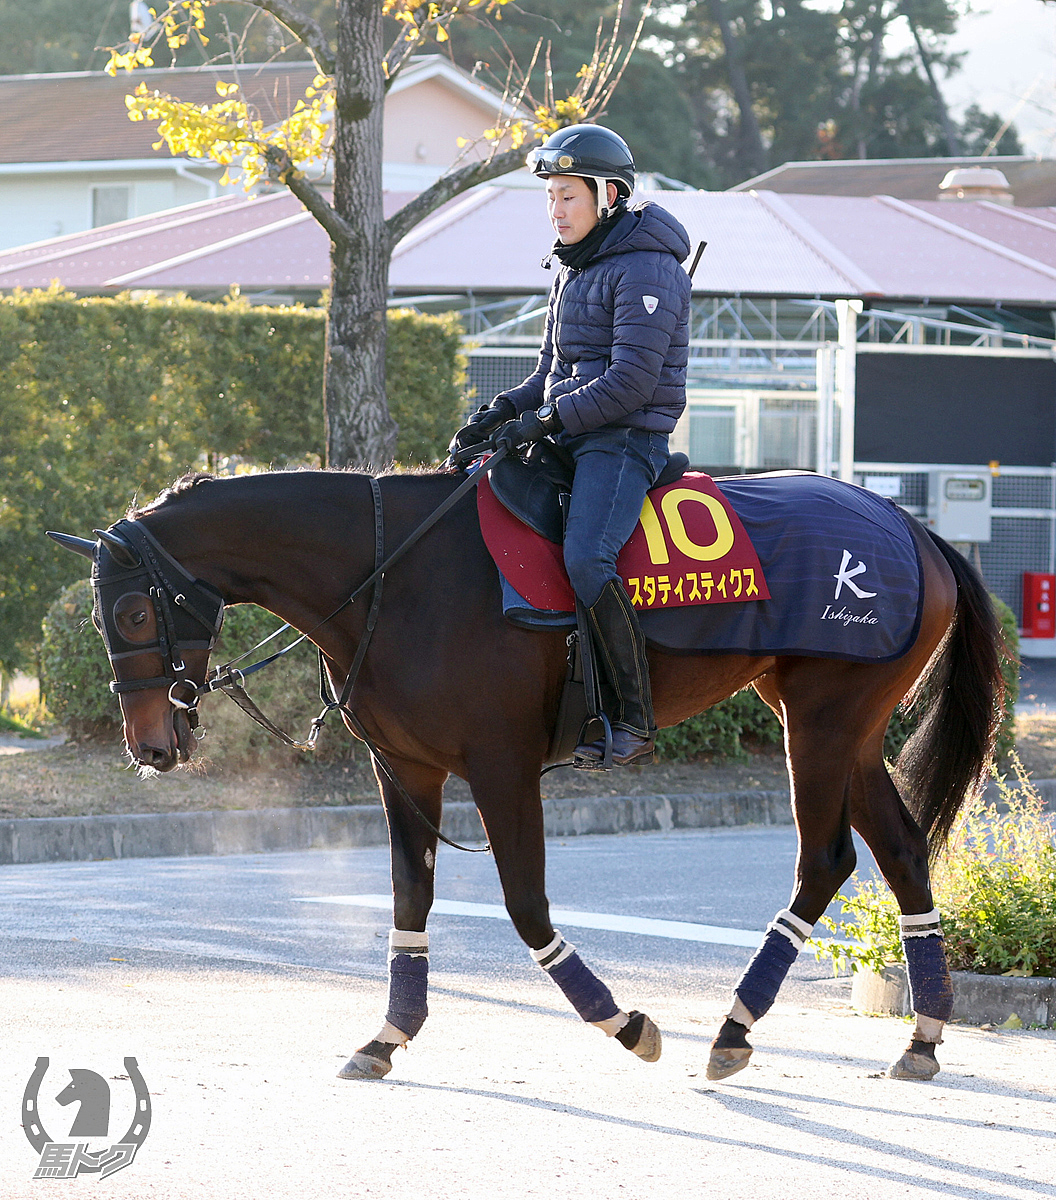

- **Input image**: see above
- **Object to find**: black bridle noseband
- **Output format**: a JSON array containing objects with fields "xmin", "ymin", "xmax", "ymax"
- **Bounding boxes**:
[{"xmin": 93, "ymin": 519, "xmax": 225, "ymax": 730}]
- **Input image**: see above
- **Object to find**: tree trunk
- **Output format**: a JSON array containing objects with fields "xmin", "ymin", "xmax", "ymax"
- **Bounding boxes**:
[
  {"xmin": 327, "ymin": 0, "xmax": 397, "ymax": 470},
  {"xmin": 708, "ymin": 0, "xmax": 768, "ymax": 179},
  {"xmin": 906, "ymin": 15, "xmax": 961, "ymax": 157}
]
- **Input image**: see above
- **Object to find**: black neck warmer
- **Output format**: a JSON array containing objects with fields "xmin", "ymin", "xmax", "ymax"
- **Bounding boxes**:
[{"xmin": 544, "ymin": 207, "xmax": 625, "ymax": 271}]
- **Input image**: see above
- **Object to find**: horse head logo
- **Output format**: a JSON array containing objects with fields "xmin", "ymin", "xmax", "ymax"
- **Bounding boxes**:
[
  {"xmin": 55, "ymin": 1069, "xmax": 110, "ymax": 1138},
  {"xmin": 22, "ymin": 1057, "xmax": 151, "ymax": 1179}
]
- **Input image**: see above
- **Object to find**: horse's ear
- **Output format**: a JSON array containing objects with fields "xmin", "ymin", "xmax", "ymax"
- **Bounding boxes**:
[
  {"xmin": 93, "ymin": 528, "xmax": 141, "ymax": 569},
  {"xmin": 46, "ymin": 531, "xmax": 97, "ymax": 560}
]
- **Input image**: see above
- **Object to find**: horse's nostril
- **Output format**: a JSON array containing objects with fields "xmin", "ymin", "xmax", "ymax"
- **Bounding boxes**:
[{"xmin": 141, "ymin": 745, "xmax": 171, "ymax": 768}]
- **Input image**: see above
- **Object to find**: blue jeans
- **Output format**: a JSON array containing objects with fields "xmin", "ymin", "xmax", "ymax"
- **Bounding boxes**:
[{"xmin": 561, "ymin": 426, "xmax": 670, "ymax": 607}]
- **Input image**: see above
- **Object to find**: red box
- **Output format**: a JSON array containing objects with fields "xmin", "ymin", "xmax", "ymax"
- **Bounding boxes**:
[{"xmin": 1023, "ymin": 572, "xmax": 1056, "ymax": 638}]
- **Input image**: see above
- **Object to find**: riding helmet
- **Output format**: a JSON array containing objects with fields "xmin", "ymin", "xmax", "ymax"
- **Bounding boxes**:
[{"xmin": 528, "ymin": 124, "xmax": 635, "ymax": 218}]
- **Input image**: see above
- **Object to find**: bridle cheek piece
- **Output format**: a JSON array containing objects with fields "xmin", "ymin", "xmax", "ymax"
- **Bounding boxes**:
[{"xmin": 92, "ymin": 519, "xmax": 225, "ymax": 731}]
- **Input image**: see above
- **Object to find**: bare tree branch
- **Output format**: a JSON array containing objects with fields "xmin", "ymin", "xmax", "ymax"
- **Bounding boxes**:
[
  {"xmin": 385, "ymin": 144, "xmax": 535, "ymax": 248},
  {"xmin": 227, "ymin": 0, "xmax": 336, "ymax": 75},
  {"xmin": 263, "ymin": 146, "xmax": 352, "ymax": 245}
]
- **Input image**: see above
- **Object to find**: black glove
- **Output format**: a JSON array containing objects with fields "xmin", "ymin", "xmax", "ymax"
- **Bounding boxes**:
[
  {"xmin": 495, "ymin": 409, "xmax": 551, "ymax": 452},
  {"xmin": 446, "ymin": 396, "xmax": 516, "ymax": 463},
  {"xmin": 468, "ymin": 395, "xmax": 516, "ymax": 435}
]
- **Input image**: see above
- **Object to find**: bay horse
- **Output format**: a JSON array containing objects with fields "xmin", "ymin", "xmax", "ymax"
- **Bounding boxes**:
[{"xmin": 50, "ymin": 466, "xmax": 1003, "ymax": 1084}]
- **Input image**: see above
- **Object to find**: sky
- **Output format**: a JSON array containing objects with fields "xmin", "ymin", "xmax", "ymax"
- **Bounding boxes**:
[{"xmin": 931, "ymin": 0, "xmax": 1056, "ymax": 155}]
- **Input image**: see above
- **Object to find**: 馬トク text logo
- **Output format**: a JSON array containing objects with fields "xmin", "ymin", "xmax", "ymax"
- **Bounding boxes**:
[{"xmin": 22, "ymin": 1057, "xmax": 151, "ymax": 1180}]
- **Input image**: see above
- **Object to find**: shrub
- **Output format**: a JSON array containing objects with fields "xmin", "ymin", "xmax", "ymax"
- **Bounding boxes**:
[
  {"xmin": 815, "ymin": 766, "xmax": 1056, "ymax": 978},
  {"xmin": 655, "ymin": 689, "xmax": 782, "ymax": 761},
  {"xmin": 387, "ymin": 308, "xmax": 468, "ymax": 466},
  {"xmin": 197, "ymin": 604, "xmax": 359, "ymax": 769},
  {"xmin": 40, "ymin": 580, "xmax": 122, "ymax": 742}
]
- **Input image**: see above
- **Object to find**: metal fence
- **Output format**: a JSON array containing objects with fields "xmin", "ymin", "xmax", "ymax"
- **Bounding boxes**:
[{"xmin": 853, "ymin": 464, "xmax": 1056, "ymax": 621}]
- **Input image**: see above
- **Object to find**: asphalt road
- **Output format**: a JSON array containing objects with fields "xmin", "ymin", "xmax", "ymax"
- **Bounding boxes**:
[
  {"xmin": 1019, "ymin": 655, "xmax": 1056, "ymax": 714},
  {"xmin": 0, "ymin": 827, "xmax": 1053, "ymax": 1199}
]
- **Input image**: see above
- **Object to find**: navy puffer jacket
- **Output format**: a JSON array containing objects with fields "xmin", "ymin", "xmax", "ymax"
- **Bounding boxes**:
[{"xmin": 504, "ymin": 202, "xmax": 692, "ymax": 437}]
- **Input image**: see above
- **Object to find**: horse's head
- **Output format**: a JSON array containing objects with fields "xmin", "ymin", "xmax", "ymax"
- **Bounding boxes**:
[{"xmin": 48, "ymin": 521, "xmax": 225, "ymax": 772}]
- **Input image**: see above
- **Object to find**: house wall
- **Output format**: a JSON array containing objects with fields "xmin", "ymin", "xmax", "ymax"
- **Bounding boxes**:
[
  {"xmin": 0, "ymin": 167, "xmax": 223, "ymax": 251},
  {"xmin": 383, "ymin": 78, "xmax": 499, "ymax": 169}
]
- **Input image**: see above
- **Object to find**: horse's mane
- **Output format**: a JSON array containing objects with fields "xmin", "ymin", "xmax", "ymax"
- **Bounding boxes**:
[
  {"xmin": 127, "ymin": 463, "xmax": 451, "ymax": 519},
  {"xmin": 128, "ymin": 472, "xmax": 218, "ymax": 518}
]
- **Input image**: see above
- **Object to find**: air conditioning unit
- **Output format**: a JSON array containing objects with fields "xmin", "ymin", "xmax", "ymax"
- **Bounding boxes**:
[{"xmin": 926, "ymin": 471, "xmax": 991, "ymax": 543}]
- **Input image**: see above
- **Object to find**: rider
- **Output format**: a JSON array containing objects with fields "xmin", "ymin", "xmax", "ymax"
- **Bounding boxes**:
[{"xmin": 454, "ymin": 124, "xmax": 692, "ymax": 767}]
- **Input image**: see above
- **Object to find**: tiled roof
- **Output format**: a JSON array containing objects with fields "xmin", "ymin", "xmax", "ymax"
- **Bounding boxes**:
[
  {"xmin": 0, "ymin": 63, "xmax": 318, "ymax": 164},
  {"xmin": 6, "ymin": 186, "xmax": 1056, "ymax": 305},
  {"xmin": 730, "ymin": 156, "xmax": 1056, "ymax": 207}
]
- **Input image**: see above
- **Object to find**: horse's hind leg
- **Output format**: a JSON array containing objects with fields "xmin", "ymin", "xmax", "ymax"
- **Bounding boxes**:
[
  {"xmin": 468, "ymin": 756, "xmax": 661, "ymax": 1063},
  {"xmin": 338, "ymin": 755, "xmax": 446, "ymax": 1081},
  {"xmin": 850, "ymin": 733, "xmax": 953, "ymax": 1081},
  {"xmin": 709, "ymin": 672, "xmax": 861, "ymax": 1080}
]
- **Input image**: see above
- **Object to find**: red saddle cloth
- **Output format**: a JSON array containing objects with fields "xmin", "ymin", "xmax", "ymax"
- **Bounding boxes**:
[{"xmin": 477, "ymin": 470, "xmax": 770, "ymax": 613}]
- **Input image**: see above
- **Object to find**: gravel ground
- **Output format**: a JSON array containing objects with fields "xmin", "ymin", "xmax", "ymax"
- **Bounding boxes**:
[{"xmin": 0, "ymin": 948, "xmax": 1052, "ymax": 1200}]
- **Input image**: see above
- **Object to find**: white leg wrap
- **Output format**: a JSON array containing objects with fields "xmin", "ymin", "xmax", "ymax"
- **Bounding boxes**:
[
  {"xmin": 389, "ymin": 929, "xmax": 429, "ymax": 957},
  {"xmin": 530, "ymin": 931, "xmax": 576, "ymax": 970},
  {"xmin": 900, "ymin": 909, "xmax": 943, "ymax": 938},
  {"xmin": 767, "ymin": 908, "xmax": 814, "ymax": 950},
  {"xmin": 374, "ymin": 1020, "xmax": 411, "ymax": 1046},
  {"xmin": 593, "ymin": 1010, "xmax": 630, "ymax": 1037},
  {"xmin": 729, "ymin": 996, "xmax": 756, "ymax": 1029},
  {"xmin": 913, "ymin": 1014, "xmax": 945, "ymax": 1044}
]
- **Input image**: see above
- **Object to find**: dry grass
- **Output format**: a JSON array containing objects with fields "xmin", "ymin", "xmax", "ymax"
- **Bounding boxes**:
[
  {"xmin": 7, "ymin": 713, "xmax": 1053, "ymax": 824},
  {"xmin": 0, "ymin": 735, "xmax": 791, "ymax": 821},
  {"xmin": 1010, "ymin": 713, "xmax": 1056, "ymax": 782}
]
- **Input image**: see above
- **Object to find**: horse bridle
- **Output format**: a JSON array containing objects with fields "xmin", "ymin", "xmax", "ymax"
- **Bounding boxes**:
[{"xmin": 92, "ymin": 518, "xmax": 226, "ymax": 730}]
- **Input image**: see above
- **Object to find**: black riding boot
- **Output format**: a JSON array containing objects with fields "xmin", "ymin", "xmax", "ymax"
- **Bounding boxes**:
[{"xmin": 574, "ymin": 579, "xmax": 657, "ymax": 767}]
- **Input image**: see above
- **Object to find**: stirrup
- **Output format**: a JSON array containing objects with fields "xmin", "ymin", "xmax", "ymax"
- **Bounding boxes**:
[
  {"xmin": 575, "ymin": 723, "xmax": 656, "ymax": 769},
  {"xmin": 573, "ymin": 713, "xmax": 614, "ymax": 770}
]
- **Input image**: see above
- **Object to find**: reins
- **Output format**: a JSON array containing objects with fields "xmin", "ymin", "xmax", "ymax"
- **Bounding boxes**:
[{"xmin": 201, "ymin": 450, "xmax": 511, "ymax": 854}]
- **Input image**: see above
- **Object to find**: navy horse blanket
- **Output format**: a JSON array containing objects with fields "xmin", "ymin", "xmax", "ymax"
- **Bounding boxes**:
[{"xmin": 482, "ymin": 471, "xmax": 924, "ymax": 665}]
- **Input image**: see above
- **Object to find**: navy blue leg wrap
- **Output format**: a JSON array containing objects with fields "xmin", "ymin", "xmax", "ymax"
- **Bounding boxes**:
[
  {"xmin": 547, "ymin": 951, "xmax": 620, "ymax": 1024},
  {"xmin": 386, "ymin": 954, "xmax": 429, "ymax": 1038},
  {"xmin": 735, "ymin": 929, "xmax": 800, "ymax": 1022},
  {"xmin": 903, "ymin": 935, "xmax": 954, "ymax": 1022}
]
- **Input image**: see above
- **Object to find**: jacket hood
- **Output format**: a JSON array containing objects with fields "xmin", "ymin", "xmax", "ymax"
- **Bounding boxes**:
[{"xmin": 598, "ymin": 202, "xmax": 692, "ymax": 264}]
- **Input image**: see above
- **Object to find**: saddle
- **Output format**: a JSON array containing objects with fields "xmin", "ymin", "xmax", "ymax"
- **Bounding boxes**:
[
  {"xmin": 486, "ymin": 440, "xmax": 689, "ymax": 768},
  {"xmin": 489, "ymin": 441, "xmax": 691, "ymax": 545}
]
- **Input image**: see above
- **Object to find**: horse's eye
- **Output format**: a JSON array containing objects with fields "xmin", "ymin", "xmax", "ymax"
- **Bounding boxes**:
[{"xmin": 113, "ymin": 593, "xmax": 155, "ymax": 643}]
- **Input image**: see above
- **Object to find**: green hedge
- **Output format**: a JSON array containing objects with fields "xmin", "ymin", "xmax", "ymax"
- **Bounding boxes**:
[{"xmin": 0, "ymin": 288, "xmax": 466, "ymax": 672}]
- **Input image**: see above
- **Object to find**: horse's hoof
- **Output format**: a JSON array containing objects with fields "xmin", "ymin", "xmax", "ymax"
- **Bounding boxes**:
[
  {"xmin": 706, "ymin": 1046, "xmax": 753, "ymax": 1080},
  {"xmin": 337, "ymin": 1041, "xmax": 396, "ymax": 1080},
  {"xmin": 616, "ymin": 1010, "xmax": 662, "ymax": 1062},
  {"xmin": 888, "ymin": 1044, "xmax": 941, "ymax": 1081}
]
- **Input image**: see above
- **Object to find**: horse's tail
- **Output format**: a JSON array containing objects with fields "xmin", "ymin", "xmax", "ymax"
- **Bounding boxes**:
[{"xmin": 893, "ymin": 529, "xmax": 1007, "ymax": 856}]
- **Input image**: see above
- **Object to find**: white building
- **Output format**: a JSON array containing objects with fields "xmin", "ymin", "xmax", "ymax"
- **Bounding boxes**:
[{"xmin": 0, "ymin": 57, "xmax": 528, "ymax": 252}]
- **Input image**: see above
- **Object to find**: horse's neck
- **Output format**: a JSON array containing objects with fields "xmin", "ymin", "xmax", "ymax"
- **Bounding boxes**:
[{"xmin": 142, "ymin": 474, "xmax": 376, "ymax": 635}]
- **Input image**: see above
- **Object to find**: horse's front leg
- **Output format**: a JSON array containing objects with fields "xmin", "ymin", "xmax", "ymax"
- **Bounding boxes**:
[
  {"xmin": 708, "ymin": 691, "xmax": 859, "ymax": 1080},
  {"xmin": 468, "ymin": 755, "xmax": 661, "ymax": 1063},
  {"xmin": 338, "ymin": 754, "xmax": 445, "ymax": 1081}
]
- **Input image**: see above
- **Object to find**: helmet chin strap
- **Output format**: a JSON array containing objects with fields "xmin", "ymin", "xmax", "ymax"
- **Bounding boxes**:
[{"xmin": 589, "ymin": 177, "xmax": 622, "ymax": 220}]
